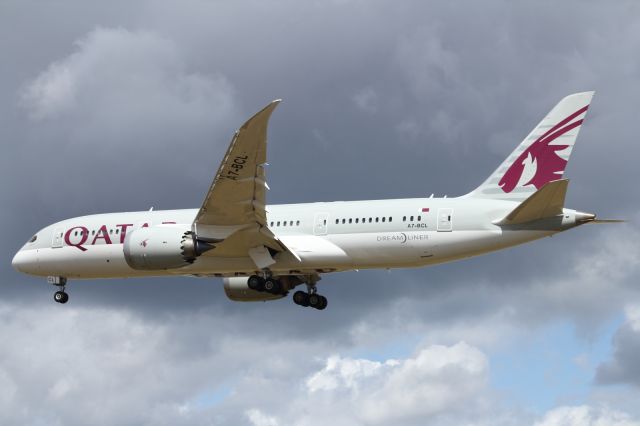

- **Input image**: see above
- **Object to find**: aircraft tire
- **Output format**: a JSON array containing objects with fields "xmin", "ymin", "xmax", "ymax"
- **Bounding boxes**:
[
  {"xmin": 308, "ymin": 293, "xmax": 321, "ymax": 308},
  {"xmin": 264, "ymin": 278, "xmax": 282, "ymax": 294},
  {"xmin": 54, "ymin": 291, "xmax": 69, "ymax": 304},
  {"xmin": 293, "ymin": 291, "xmax": 309, "ymax": 307},
  {"xmin": 316, "ymin": 296, "xmax": 328, "ymax": 310},
  {"xmin": 248, "ymin": 275, "xmax": 263, "ymax": 291}
]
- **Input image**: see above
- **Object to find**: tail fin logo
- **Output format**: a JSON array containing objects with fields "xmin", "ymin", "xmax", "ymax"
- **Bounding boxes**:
[{"xmin": 499, "ymin": 105, "xmax": 588, "ymax": 193}]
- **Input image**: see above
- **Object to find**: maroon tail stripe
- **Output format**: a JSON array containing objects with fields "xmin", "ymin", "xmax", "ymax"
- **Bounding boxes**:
[
  {"xmin": 537, "ymin": 105, "xmax": 589, "ymax": 143},
  {"xmin": 539, "ymin": 119, "xmax": 583, "ymax": 146}
]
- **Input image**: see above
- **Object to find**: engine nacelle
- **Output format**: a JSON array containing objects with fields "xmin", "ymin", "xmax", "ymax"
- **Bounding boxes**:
[
  {"xmin": 124, "ymin": 226, "xmax": 213, "ymax": 270},
  {"xmin": 223, "ymin": 277, "xmax": 287, "ymax": 302}
]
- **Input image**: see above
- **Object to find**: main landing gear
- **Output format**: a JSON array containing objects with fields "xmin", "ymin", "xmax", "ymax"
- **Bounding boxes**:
[
  {"xmin": 293, "ymin": 275, "xmax": 327, "ymax": 310},
  {"xmin": 48, "ymin": 276, "xmax": 69, "ymax": 304},
  {"xmin": 247, "ymin": 275, "xmax": 284, "ymax": 295},
  {"xmin": 247, "ymin": 274, "xmax": 328, "ymax": 310},
  {"xmin": 293, "ymin": 289, "xmax": 328, "ymax": 310}
]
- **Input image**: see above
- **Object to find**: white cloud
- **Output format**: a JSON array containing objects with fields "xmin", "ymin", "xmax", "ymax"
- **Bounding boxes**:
[
  {"xmin": 306, "ymin": 355, "xmax": 398, "ymax": 392},
  {"xmin": 246, "ymin": 409, "xmax": 280, "ymax": 426},
  {"xmin": 625, "ymin": 305, "xmax": 640, "ymax": 332},
  {"xmin": 22, "ymin": 61, "xmax": 77, "ymax": 119},
  {"xmin": 2, "ymin": 299, "xmax": 640, "ymax": 426},
  {"xmin": 358, "ymin": 342, "xmax": 488, "ymax": 424},
  {"xmin": 246, "ymin": 341, "xmax": 491, "ymax": 426},
  {"xmin": 20, "ymin": 27, "xmax": 237, "ymax": 130},
  {"xmin": 534, "ymin": 405, "xmax": 640, "ymax": 426}
]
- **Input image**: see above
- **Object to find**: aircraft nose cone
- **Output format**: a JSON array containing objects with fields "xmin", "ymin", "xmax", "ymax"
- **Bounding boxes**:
[
  {"xmin": 12, "ymin": 250, "xmax": 33, "ymax": 273},
  {"xmin": 12, "ymin": 251, "xmax": 24, "ymax": 272}
]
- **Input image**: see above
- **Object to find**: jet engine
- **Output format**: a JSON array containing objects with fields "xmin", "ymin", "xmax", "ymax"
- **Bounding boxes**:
[
  {"xmin": 223, "ymin": 277, "xmax": 288, "ymax": 302},
  {"xmin": 123, "ymin": 226, "xmax": 214, "ymax": 270}
]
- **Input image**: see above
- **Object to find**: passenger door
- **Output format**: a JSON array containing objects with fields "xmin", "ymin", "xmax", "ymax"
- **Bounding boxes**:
[
  {"xmin": 313, "ymin": 212, "xmax": 329, "ymax": 235},
  {"xmin": 52, "ymin": 228, "xmax": 64, "ymax": 248},
  {"xmin": 437, "ymin": 208, "xmax": 453, "ymax": 232}
]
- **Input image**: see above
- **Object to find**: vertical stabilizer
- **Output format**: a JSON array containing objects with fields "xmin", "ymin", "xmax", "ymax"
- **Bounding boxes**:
[{"xmin": 467, "ymin": 92, "xmax": 594, "ymax": 201}]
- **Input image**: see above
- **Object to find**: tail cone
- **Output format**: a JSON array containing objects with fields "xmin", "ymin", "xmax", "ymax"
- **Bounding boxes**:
[{"xmin": 575, "ymin": 211, "xmax": 596, "ymax": 224}]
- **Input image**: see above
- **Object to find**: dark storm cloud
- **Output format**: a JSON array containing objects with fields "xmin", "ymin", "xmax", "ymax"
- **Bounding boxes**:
[
  {"xmin": 596, "ymin": 308, "xmax": 640, "ymax": 387},
  {"xmin": 2, "ymin": 0, "xmax": 640, "ymax": 424}
]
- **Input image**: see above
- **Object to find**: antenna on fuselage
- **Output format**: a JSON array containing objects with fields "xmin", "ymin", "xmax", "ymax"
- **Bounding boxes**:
[{"xmin": 149, "ymin": 207, "xmax": 154, "ymax": 211}]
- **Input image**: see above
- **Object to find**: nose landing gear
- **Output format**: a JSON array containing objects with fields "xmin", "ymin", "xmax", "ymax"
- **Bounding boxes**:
[
  {"xmin": 54, "ymin": 290, "xmax": 69, "ymax": 304},
  {"xmin": 48, "ymin": 276, "xmax": 69, "ymax": 304}
]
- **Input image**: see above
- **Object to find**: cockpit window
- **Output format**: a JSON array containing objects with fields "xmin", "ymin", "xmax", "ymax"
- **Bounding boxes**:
[{"xmin": 29, "ymin": 235, "xmax": 37, "ymax": 243}]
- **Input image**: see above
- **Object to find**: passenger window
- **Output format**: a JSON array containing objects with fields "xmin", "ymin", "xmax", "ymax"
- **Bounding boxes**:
[
  {"xmin": 410, "ymin": 216, "xmax": 414, "ymax": 221},
  {"xmin": 335, "ymin": 219, "xmax": 339, "ymax": 224},
  {"xmin": 277, "ymin": 221, "xmax": 280, "ymax": 226},
  {"xmin": 342, "ymin": 219, "xmax": 346, "ymax": 224},
  {"xmin": 403, "ymin": 216, "xmax": 406, "ymax": 222},
  {"xmin": 298, "ymin": 221, "xmax": 301, "ymax": 226},
  {"xmin": 349, "ymin": 219, "xmax": 352, "ymax": 224},
  {"xmin": 109, "ymin": 229, "xmax": 113, "ymax": 234},
  {"xmin": 74, "ymin": 231, "xmax": 78, "ymax": 236},
  {"xmin": 417, "ymin": 216, "xmax": 421, "ymax": 221},
  {"xmin": 92, "ymin": 230, "xmax": 96, "ymax": 235},
  {"xmin": 355, "ymin": 218, "xmax": 359, "ymax": 223},
  {"xmin": 375, "ymin": 217, "xmax": 379, "ymax": 223},
  {"xmin": 270, "ymin": 222, "xmax": 274, "ymax": 227},
  {"xmin": 362, "ymin": 218, "xmax": 366, "ymax": 223},
  {"xmin": 389, "ymin": 217, "xmax": 392, "ymax": 222},
  {"xmin": 290, "ymin": 221, "xmax": 293, "ymax": 226},
  {"xmin": 382, "ymin": 217, "xmax": 386, "ymax": 222},
  {"xmin": 283, "ymin": 221, "xmax": 287, "ymax": 227},
  {"xmin": 369, "ymin": 218, "xmax": 372, "ymax": 223}
]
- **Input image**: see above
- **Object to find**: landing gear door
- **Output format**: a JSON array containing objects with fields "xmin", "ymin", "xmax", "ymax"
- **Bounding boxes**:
[
  {"xmin": 313, "ymin": 212, "xmax": 329, "ymax": 236},
  {"xmin": 52, "ymin": 228, "xmax": 64, "ymax": 248},
  {"xmin": 437, "ymin": 208, "xmax": 453, "ymax": 232}
]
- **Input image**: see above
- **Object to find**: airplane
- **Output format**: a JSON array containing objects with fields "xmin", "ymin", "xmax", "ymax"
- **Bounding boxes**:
[{"xmin": 12, "ymin": 91, "xmax": 618, "ymax": 310}]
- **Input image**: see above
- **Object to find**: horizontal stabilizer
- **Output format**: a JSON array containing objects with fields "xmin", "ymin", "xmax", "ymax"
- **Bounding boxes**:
[{"xmin": 496, "ymin": 179, "xmax": 569, "ymax": 225}]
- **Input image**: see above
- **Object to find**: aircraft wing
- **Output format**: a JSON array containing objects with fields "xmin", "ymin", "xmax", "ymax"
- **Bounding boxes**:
[{"xmin": 192, "ymin": 100, "xmax": 296, "ymax": 268}]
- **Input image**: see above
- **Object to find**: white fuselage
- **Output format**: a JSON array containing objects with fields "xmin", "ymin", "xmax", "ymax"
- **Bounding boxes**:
[{"xmin": 12, "ymin": 196, "xmax": 582, "ymax": 280}]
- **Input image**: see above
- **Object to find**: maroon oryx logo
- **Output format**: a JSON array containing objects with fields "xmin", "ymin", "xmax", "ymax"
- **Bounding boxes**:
[{"xmin": 499, "ymin": 106, "xmax": 588, "ymax": 193}]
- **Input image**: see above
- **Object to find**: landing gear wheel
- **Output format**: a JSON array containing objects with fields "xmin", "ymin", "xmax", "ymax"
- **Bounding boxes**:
[
  {"xmin": 293, "ymin": 291, "xmax": 310, "ymax": 307},
  {"xmin": 316, "ymin": 295, "xmax": 328, "ymax": 310},
  {"xmin": 248, "ymin": 275, "xmax": 264, "ymax": 291},
  {"xmin": 308, "ymin": 293, "xmax": 322, "ymax": 309},
  {"xmin": 304, "ymin": 293, "xmax": 327, "ymax": 310},
  {"xmin": 54, "ymin": 291, "xmax": 69, "ymax": 304},
  {"xmin": 264, "ymin": 279, "xmax": 283, "ymax": 294}
]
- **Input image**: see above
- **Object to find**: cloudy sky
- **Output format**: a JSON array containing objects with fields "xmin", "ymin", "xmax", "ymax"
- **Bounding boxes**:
[{"xmin": 2, "ymin": 0, "xmax": 640, "ymax": 424}]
